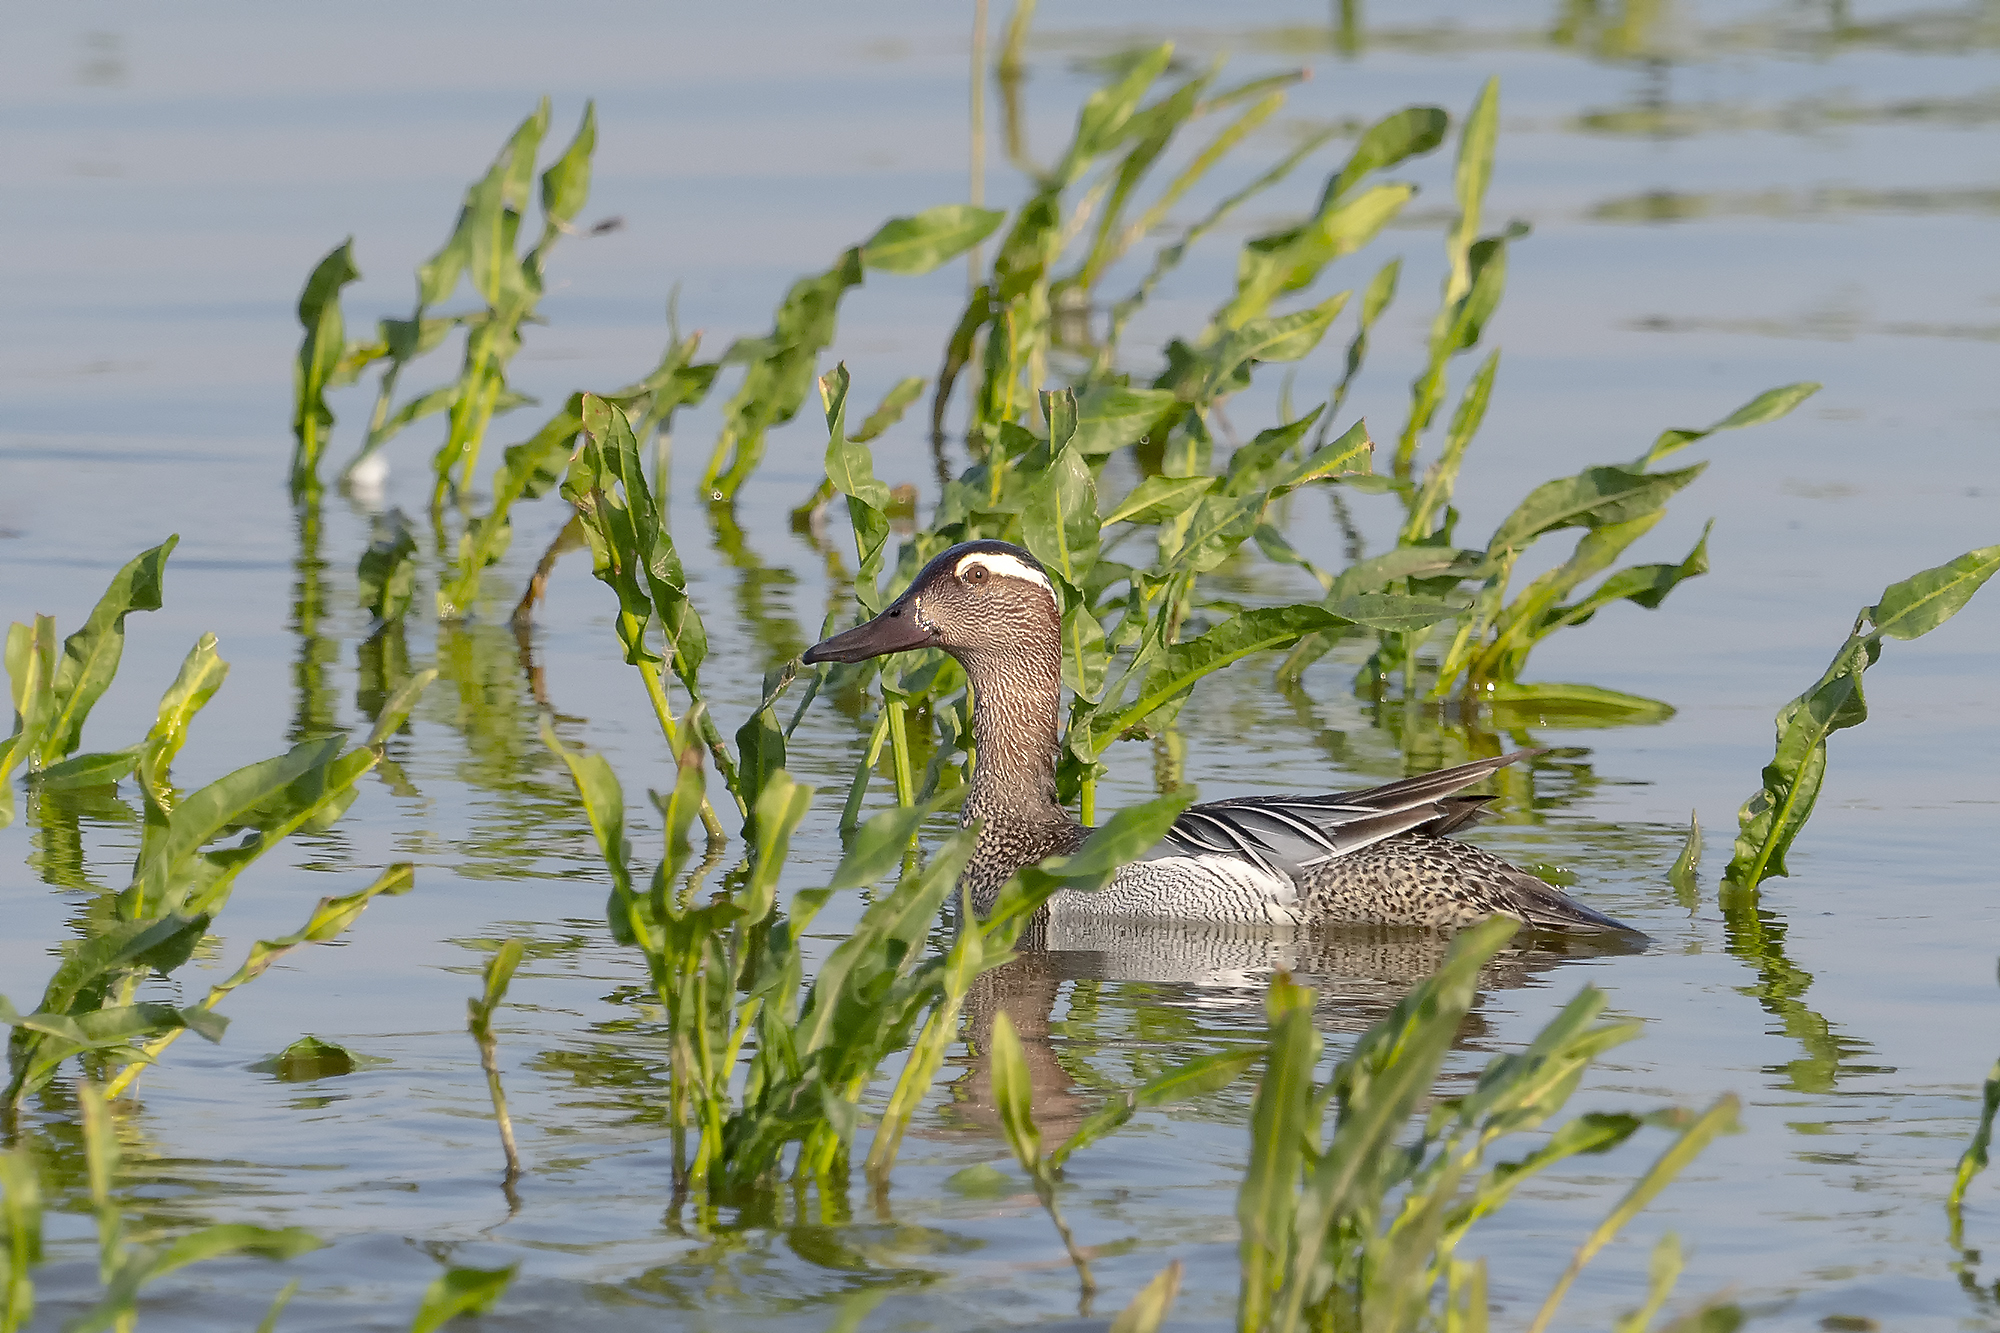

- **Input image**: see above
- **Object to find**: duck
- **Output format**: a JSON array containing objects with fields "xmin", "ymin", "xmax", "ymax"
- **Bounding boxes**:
[{"xmin": 803, "ymin": 539, "xmax": 1637, "ymax": 934}]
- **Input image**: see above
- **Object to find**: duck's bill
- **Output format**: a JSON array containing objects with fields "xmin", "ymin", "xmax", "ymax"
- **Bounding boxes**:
[{"xmin": 802, "ymin": 606, "xmax": 933, "ymax": 664}]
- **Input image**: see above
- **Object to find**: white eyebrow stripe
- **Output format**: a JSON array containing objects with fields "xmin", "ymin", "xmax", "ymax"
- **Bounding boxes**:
[{"xmin": 954, "ymin": 552, "xmax": 1055, "ymax": 598}]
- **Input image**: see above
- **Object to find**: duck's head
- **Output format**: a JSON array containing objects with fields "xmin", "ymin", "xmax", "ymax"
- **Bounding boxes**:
[{"xmin": 803, "ymin": 539, "xmax": 1059, "ymax": 665}]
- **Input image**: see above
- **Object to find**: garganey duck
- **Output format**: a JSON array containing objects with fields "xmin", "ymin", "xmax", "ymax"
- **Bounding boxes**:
[{"xmin": 804, "ymin": 539, "xmax": 1636, "ymax": 934}]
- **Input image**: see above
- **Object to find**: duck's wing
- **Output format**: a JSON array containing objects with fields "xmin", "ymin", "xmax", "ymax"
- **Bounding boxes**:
[{"xmin": 1137, "ymin": 750, "xmax": 1539, "ymax": 882}]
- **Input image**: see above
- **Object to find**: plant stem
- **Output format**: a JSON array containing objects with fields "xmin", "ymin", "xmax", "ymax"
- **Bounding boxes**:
[
  {"xmin": 886, "ymin": 698, "xmax": 916, "ymax": 807},
  {"xmin": 637, "ymin": 658, "xmax": 725, "ymax": 841},
  {"xmin": 842, "ymin": 711, "xmax": 892, "ymax": 829},
  {"xmin": 1079, "ymin": 775, "xmax": 1095, "ymax": 826},
  {"xmin": 475, "ymin": 1025, "xmax": 521, "ymax": 1183},
  {"xmin": 866, "ymin": 995, "xmax": 964, "ymax": 1178},
  {"xmin": 1031, "ymin": 1170, "xmax": 1096, "ymax": 1300}
]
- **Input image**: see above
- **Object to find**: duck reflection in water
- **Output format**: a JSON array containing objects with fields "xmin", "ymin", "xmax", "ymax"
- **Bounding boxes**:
[{"xmin": 948, "ymin": 924, "xmax": 1645, "ymax": 1145}]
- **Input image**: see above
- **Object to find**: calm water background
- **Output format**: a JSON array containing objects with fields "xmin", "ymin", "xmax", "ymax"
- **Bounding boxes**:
[{"xmin": 3, "ymin": 1, "xmax": 1999, "ymax": 1328}]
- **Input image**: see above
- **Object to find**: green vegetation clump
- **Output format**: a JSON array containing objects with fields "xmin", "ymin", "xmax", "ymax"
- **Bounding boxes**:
[{"xmin": 3, "ymin": 16, "xmax": 1997, "ymax": 1329}]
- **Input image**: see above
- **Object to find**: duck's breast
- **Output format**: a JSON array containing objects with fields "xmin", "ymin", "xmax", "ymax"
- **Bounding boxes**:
[{"xmin": 1047, "ymin": 855, "xmax": 1299, "ymax": 924}]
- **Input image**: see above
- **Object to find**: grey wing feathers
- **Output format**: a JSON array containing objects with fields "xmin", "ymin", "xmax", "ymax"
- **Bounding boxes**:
[{"xmin": 1141, "ymin": 750, "xmax": 1540, "ymax": 881}]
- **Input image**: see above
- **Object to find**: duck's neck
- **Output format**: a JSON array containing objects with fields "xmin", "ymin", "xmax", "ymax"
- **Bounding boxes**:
[{"xmin": 957, "ymin": 640, "xmax": 1069, "ymax": 832}]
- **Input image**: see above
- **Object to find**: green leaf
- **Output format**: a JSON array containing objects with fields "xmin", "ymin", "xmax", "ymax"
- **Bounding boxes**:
[
  {"xmin": 1327, "ymin": 545, "xmax": 1482, "ymax": 601},
  {"xmin": 1867, "ymin": 543, "xmax": 2000, "ymax": 640},
  {"xmin": 67, "ymin": 1225, "xmax": 323, "ymax": 1333},
  {"xmin": 465, "ymin": 102, "xmax": 549, "ymax": 312},
  {"xmin": 410, "ymin": 1265, "xmax": 518, "ymax": 1333},
  {"xmin": 0, "ymin": 1145, "xmax": 43, "ymax": 1315},
  {"xmin": 1203, "ymin": 292, "xmax": 1350, "ymax": 401},
  {"xmin": 988, "ymin": 1011, "xmax": 1042, "ymax": 1172},
  {"xmin": 1488, "ymin": 464, "xmax": 1705, "ymax": 553},
  {"xmin": 862, "ymin": 205, "xmax": 1005, "ymax": 275},
  {"xmin": 1101, "ymin": 475, "xmax": 1214, "ymax": 528},
  {"xmin": 32, "ymin": 750, "xmax": 137, "ymax": 790},
  {"xmin": 1269, "ymin": 918, "xmax": 1519, "ymax": 1329},
  {"xmin": 1073, "ymin": 385, "xmax": 1179, "ymax": 456},
  {"xmin": 827, "ymin": 790, "xmax": 958, "ymax": 893},
  {"xmin": 1237, "ymin": 974, "xmax": 1319, "ymax": 1333},
  {"xmin": 1052, "ymin": 1045, "xmax": 1260, "ymax": 1168},
  {"xmin": 1727, "ymin": 545, "xmax": 2000, "ymax": 888},
  {"xmin": 538, "ymin": 101, "xmax": 597, "ymax": 229},
  {"xmin": 124, "ymin": 735, "xmax": 375, "ymax": 921},
  {"xmin": 1222, "ymin": 410, "xmax": 1322, "ymax": 497},
  {"xmin": 1668, "ymin": 810, "xmax": 1702, "ymax": 900},
  {"xmin": 1639, "ymin": 381, "xmax": 1821, "ymax": 469},
  {"xmin": 1264, "ymin": 418, "xmax": 1374, "ymax": 492},
  {"xmin": 566, "ymin": 394, "xmax": 707, "ymax": 683},
  {"xmin": 152, "ymin": 1224, "xmax": 322, "ymax": 1277},
  {"xmin": 1326, "ymin": 592, "xmax": 1461, "ymax": 634},
  {"xmin": 1547, "ymin": 520, "xmax": 1712, "ymax": 632},
  {"xmin": 704, "ymin": 247, "xmax": 867, "ymax": 501},
  {"xmin": 1020, "ymin": 395, "xmax": 1101, "ymax": 589},
  {"xmin": 1110, "ymin": 1261, "xmax": 1183, "ymax": 1333},
  {"xmin": 1224, "ymin": 187, "xmax": 1408, "ymax": 328},
  {"xmin": 850, "ymin": 375, "xmax": 927, "ymax": 443},
  {"xmin": 1157, "ymin": 491, "xmax": 1266, "ymax": 576},
  {"xmin": 743, "ymin": 769, "xmax": 814, "ymax": 925},
  {"xmin": 39, "ymin": 538, "xmax": 177, "ymax": 765},
  {"xmin": 1061, "ymin": 43, "xmax": 1176, "ymax": 182},
  {"xmin": 1325, "ymin": 106, "xmax": 1450, "ymax": 205},
  {"xmin": 539, "ymin": 716, "xmax": 634, "ymax": 905},
  {"xmin": 291, "ymin": 239, "xmax": 362, "ymax": 490},
  {"xmin": 1527, "ymin": 1095, "xmax": 1740, "ymax": 1333},
  {"xmin": 1042, "ymin": 791, "xmax": 1195, "ymax": 887},
  {"xmin": 1093, "ymin": 604, "xmax": 1350, "ymax": 746},
  {"xmin": 821, "ymin": 364, "xmax": 895, "ymax": 615},
  {"xmin": 441, "ymin": 399, "xmax": 586, "ymax": 619},
  {"xmin": 735, "ymin": 665, "xmax": 792, "ymax": 838},
  {"xmin": 1484, "ymin": 682, "xmax": 1677, "ymax": 727},
  {"xmin": 1454, "ymin": 78, "xmax": 1499, "ymax": 234}
]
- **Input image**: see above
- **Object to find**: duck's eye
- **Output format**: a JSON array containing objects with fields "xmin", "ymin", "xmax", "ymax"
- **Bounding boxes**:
[{"xmin": 966, "ymin": 565, "xmax": 988, "ymax": 584}]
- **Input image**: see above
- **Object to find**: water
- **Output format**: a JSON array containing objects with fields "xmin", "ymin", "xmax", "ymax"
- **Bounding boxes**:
[{"xmin": 4, "ymin": 0, "xmax": 1999, "ymax": 1327}]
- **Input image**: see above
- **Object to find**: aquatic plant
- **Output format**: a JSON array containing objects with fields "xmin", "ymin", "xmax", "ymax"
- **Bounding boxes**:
[
  {"xmin": 541, "ymin": 709, "xmax": 1192, "ymax": 1194},
  {"xmin": 975, "ymin": 917, "xmax": 1737, "ymax": 1330},
  {"xmin": 0, "ymin": 540, "xmax": 176, "ymax": 827},
  {"xmin": 1233, "ymin": 918, "xmax": 1737, "ymax": 1333},
  {"xmin": 468, "ymin": 939, "xmax": 526, "ymax": 1184},
  {"xmin": 1725, "ymin": 543, "xmax": 2000, "ymax": 889},
  {"xmin": 0, "ymin": 1088, "xmax": 516, "ymax": 1331},
  {"xmin": 1950, "ymin": 962, "xmax": 2000, "ymax": 1243},
  {"xmin": 0, "ymin": 545, "xmax": 430, "ymax": 1108},
  {"xmin": 989, "ymin": 1010, "xmax": 1260, "ymax": 1295}
]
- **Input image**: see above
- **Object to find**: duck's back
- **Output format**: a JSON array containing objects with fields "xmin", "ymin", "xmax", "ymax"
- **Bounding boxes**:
[{"xmin": 1040, "ymin": 752, "xmax": 1636, "ymax": 933}]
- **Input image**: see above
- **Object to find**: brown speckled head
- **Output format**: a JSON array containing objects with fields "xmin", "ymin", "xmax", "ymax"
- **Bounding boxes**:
[{"xmin": 803, "ymin": 539, "xmax": 1060, "ymax": 665}]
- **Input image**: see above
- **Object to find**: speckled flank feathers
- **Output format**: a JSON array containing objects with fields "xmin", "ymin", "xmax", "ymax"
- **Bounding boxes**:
[
  {"xmin": 804, "ymin": 538, "xmax": 1638, "ymax": 936},
  {"xmin": 1297, "ymin": 834, "xmax": 1626, "ymax": 929}
]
